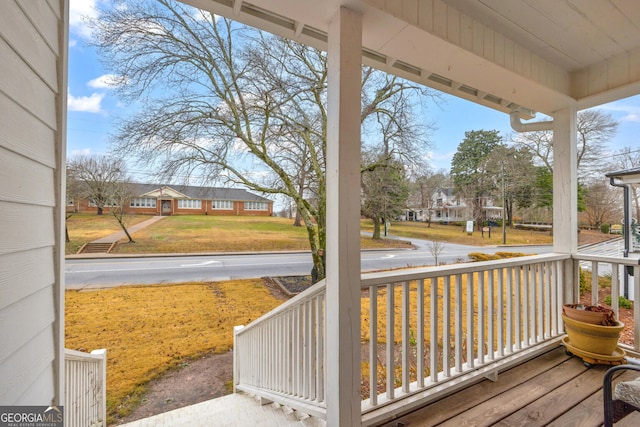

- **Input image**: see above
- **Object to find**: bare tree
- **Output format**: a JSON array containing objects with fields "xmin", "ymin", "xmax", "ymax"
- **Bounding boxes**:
[
  {"xmin": 428, "ymin": 240, "xmax": 445, "ymax": 266},
  {"xmin": 583, "ymin": 181, "xmax": 622, "ymax": 228},
  {"xmin": 90, "ymin": 0, "xmax": 435, "ymax": 281},
  {"xmin": 109, "ymin": 181, "xmax": 136, "ymax": 243},
  {"xmin": 67, "ymin": 154, "xmax": 128, "ymax": 215},
  {"xmin": 512, "ymin": 109, "xmax": 618, "ymax": 181}
]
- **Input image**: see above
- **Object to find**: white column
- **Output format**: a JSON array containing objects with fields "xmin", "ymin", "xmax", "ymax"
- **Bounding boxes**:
[
  {"xmin": 326, "ymin": 6, "xmax": 362, "ymax": 426},
  {"xmin": 552, "ymin": 106, "xmax": 578, "ymax": 304}
]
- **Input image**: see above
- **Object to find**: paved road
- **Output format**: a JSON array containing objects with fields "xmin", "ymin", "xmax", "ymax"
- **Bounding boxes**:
[{"xmin": 65, "ymin": 238, "xmax": 552, "ymax": 289}]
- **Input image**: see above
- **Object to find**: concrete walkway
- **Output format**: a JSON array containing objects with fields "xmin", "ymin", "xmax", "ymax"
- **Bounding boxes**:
[
  {"xmin": 118, "ymin": 393, "xmax": 324, "ymax": 427},
  {"xmin": 91, "ymin": 216, "xmax": 166, "ymax": 244}
]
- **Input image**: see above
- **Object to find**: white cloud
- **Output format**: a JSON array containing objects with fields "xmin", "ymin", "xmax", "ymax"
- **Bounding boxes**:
[
  {"xmin": 598, "ymin": 97, "xmax": 640, "ymax": 123},
  {"xmin": 70, "ymin": 148, "xmax": 94, "ymax": 157},
  {"xmin": 68, "ymin": 92, "xmax": 105, "ymax": 113},
  {"xmin": 69, "ymin": 0, "xmax": 98, "ymax": 39},
  {"xmin": 87, "ymin": 74, "xmax": 124, "ymax": 89}
]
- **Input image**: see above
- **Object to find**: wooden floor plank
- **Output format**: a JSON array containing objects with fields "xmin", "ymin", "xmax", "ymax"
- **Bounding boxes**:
[
  {"xmin": 616, "ymin": 410, "xmax": 640, "ymax": 426},
  {"xmin": 381, "ymin": 347, "xmax": 572, "ymax": 426},
  {"xmin": 435, "ymin": 355, "xmax": 587, "ymax": 427},
  {"xmin": 547, "ymin": 367, "xmax": 640, "ymax": 427},
  {"xmin": 494, "ymin": 364, "xmax": 606, "ymax": 426}
]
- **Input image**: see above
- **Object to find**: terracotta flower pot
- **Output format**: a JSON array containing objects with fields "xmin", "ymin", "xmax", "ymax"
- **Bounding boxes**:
[
  {"xmin": 562, "ymin": 304, "xmax": 610, "ymax": 325},
  {"xmin": 562, "ymin": 314, "xmax": 624, "ymax": 356}
]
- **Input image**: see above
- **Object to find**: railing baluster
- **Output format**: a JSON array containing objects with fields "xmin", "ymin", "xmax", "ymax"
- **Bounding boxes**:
[
  {"xmin": 417, "ymin": 279, "xmax": 425, "ymax": 388},
  {"xmin": 369, "ymin": 285, "xmax": 378, "ymax": 406},
  {"xmin": 430, "ymin": 277, "xmax": 438, "ymax": 383},
  {"xmin": 506, "ymin": 267, "xmax": 513, "ymax": 353},
  {"xmin": 467, "ymin": 272, "xmax": 474, "ymax": 369},
  {"xmin": 478, "ymin": 270, "xmax": 485, "ymax": 365},
  {"xmin": 536, "ymin": 263, "xmax": 543, "ymax": 342},
  {"xmin": 514, "ymin": 266, "xmax": 522, "ymax": 350},
  {"xmin": 612, "ymin": 263, "xmax": 620, "ymax": 321},
  {"xmin": 544, "ymin": 262, "xmax": 551, "ymax": 338},
  {"xmin": 316, "ymin": 294, "xmax": 327, "ymax": 402},
  {"xmin": 386, "ymin": 283, "xmax": 395, "ymax": 399},
  {"xmin": 592, "ymin": 260, "xmax": 599, "ymax": 306},
  {"xmin": 443, "ymin": 275, "xmax": 451, "ymax": 377},
  {"xmin": 498, "ymin": 267, "xmax": 504, "ymax": 357},
  {"xmin": 488, "ymin": 269, "xmax": 494, "ymax": 360},
  {"xmin": 455, "ymin": 274, "xmax": 463, "ymax": 373},
  {"xmin": 523, "ymin": 265, "xmax": 530, "ymax": 346},
  {"xmin": 402, "ymin": 281, "xmax": 410, "ymax": 393}
]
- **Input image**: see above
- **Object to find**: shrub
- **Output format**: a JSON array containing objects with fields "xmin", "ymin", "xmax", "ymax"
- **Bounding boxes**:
[
  {"xmin": 467, "ymin": 252, "xmax": 527, "ymax": 262},
  {"xmin": 579, "ymin": 268, "xmax": 588, "ymax": 295},
  {"xmin": 604, "ymin": 295, "xmax": 633, "ymax": 309},
  {"xmin": 600, "ymin": 223, "xmax": 610, "ymax": 234}
]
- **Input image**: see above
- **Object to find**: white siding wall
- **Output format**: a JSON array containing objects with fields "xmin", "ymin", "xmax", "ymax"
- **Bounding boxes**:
[{"xmin": 0, "ymin": 0, "xmax": 66, "ymax": 406}]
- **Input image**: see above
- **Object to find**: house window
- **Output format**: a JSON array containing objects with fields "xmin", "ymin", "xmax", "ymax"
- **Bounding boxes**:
[
  {"xmin": 437, "ymin": 198, "xmax": 443, "ymax": 207},
  {"xmin": 130, "ymin": 198, "xmax": 157, "ymax": 208},
  {"xmin": 212, "ymin": 200, "xmax": 233, "ymax": 210},
  {"xmin": 67, "ymin": 197, "xmax": 74, "ymax": 206},
  {"xmin": 178, "ymin": 199, "xmax": 202, "ymax": 209},
  {"xmin": 244, "ymin": 201, "xmax": 267, "ymax": 211}
]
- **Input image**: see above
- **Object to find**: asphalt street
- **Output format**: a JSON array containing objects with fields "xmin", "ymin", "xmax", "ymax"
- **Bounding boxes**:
[{"xmin": 65, "ymin": 237, "xmax": 552, "ymax": 289}]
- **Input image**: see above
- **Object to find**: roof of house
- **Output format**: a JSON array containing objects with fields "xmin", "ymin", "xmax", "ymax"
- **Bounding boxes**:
[{"xmin": 130, "ymin": 183, "xmax": 273, "ymax": 203}]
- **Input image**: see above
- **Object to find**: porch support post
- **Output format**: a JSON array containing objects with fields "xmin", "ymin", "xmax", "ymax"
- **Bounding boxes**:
[
  {"xmin": 552, "ymin": 106, "xmax": 578, "ymax": 304},
  {"xmin": 326, "ymin": 6, "xmax": 362, "ymax": 426}
]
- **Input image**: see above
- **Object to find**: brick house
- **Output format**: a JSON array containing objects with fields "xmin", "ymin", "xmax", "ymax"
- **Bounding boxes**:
[{"xmin": 68, "ymin": 183, "xmax": 274, "ymax": 216}]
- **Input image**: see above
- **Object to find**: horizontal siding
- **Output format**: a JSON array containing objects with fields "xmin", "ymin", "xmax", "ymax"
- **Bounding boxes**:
[
  {"xmin": 0, "ymin": 37, "xmax": 57, "ymax": 130},
  {"xmin": 0, "ymin": 201, "xmax": 55, "ymax": 256},
  {"xmin": 0, "ymin": 325, "xmax": 55, "ymax": 404},
  {"xmin": 0, "ymin": 247, "xmax": 55, "ymax": 311},
  {"xmin": 0, "ymin": 91, "xmax": 56, "ymax": 168},
  {"xmin": 16, "ymin": 364, "xmax": 55, "ymax": 406},
  {"xmin": 0, "ymin": 285, "xmax": 56, "ymax": 366},
  {"xmin": 0, "ymin": 0, "xmax": 63, "ymax": 407},
  {"xmin": 18, "ymin": 0, "xmax": 60, "ymax": 56},
  {"xmin": 0, "ymin": 146, "xmax": 55, "ymax": 206},
  {"xmin": 0, "ymin": 0, "xmax": 58, "ymax": 90}
]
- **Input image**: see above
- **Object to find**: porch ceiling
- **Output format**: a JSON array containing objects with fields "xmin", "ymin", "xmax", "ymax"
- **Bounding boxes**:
[{"xmin": 181, "ymin": 0, "xmax": 640, "ymax": 119}]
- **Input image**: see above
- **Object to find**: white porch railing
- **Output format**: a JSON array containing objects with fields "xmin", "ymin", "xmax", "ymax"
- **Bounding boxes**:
[
  {"xmin": 65, "ymin": 348, "xmax": 107, "ymax": 427},
  {"xmin": 235, "ymin": 253, "xmax": 575, "ymax": 424}
]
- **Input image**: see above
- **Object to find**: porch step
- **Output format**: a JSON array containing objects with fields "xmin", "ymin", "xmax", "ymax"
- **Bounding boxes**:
[
  {"xmin": 118, "ymin": 392, "xmax": 326, "ymax": 427},
  {"xmin": 77, "ymin": 242, "xmax": 116, "ymax": 254}
]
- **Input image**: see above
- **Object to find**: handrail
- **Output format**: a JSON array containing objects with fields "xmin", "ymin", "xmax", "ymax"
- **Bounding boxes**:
[{"xmin": 361, "ymin": 253, "xmax": 569, "ymax": 286}]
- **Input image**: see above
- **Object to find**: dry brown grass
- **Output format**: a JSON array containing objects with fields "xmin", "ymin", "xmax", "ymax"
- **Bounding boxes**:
[
  {"xmin": 65, "ymin": 280, "xmax": 284, "ymax": 423},
  {"xmin": 66, "ymin": 214, "xmax": 413, "ymax": 254},
  {"xmin": 361, "ymin": 220, "xmax": 554, "ymax": 246},
  {"xmin": 65, "ymin": 214, "xmax": 150, "ymax": 254}
]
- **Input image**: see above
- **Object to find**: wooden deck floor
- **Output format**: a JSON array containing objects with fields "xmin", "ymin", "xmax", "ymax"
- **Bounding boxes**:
[{"xmin": 380, "ymin": 346, "xmax": 640, "ymax": 427}]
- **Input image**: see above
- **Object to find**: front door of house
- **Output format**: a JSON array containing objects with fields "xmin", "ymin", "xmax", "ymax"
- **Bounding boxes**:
[{"xmin": 161, "ymin": 200, "xmax": 171, "ymax": 215}]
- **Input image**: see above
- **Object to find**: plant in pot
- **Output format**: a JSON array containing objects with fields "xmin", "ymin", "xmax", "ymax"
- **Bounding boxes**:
[{"xmin": 562, "ymin": 304, "xmax": 624, "ymax": 358}]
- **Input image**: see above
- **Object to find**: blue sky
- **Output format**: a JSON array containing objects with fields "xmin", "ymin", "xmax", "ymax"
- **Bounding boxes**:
[{"xmin": 67, "ymin": 0, "xmax": 640, "ymax": 175}]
